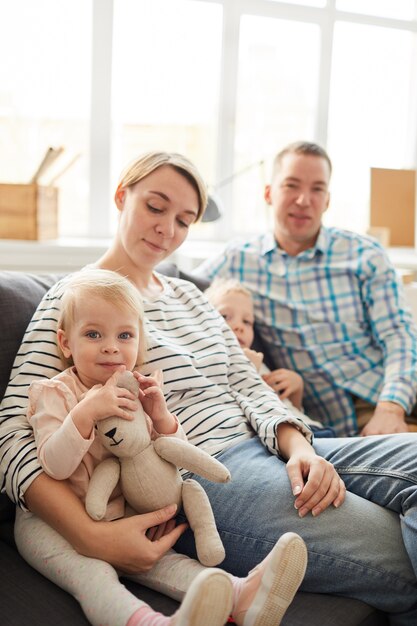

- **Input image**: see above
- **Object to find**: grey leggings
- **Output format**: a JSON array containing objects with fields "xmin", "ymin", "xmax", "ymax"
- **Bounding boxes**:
[{"xmin": 15, "ymin": 509, "xmax": 206, "ymax": 626}]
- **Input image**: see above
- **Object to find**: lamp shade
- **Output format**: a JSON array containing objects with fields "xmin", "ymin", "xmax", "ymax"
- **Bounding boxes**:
[{"xmin": 202, "ymin": 193, "xmax": 223, "ymax": 222}]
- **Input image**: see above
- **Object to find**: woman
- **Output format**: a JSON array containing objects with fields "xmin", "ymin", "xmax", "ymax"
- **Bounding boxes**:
[{"xmin": 1, "ymin": 152, "xmax": 417, "ymax": 624}]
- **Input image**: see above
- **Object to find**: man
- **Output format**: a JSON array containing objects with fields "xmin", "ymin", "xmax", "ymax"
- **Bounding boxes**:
[{"xmin": 194, "ymin": 141, "xmax": 417, "ymax": 436}]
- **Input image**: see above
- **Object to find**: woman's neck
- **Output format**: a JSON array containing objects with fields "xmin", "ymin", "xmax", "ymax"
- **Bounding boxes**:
[{"xmin": 93, "ymin": 247, "xmax": 163, "ymax": 295}]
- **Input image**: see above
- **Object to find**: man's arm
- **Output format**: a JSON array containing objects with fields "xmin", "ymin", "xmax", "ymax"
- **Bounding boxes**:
[{"xmin": 360, "ymin": 245, "xmax": 417, "ymax": 435}]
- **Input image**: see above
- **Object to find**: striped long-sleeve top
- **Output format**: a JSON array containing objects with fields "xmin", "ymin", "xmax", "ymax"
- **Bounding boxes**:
[
  {"xmin": 193, "ymin": 227, "xmax": 417, "ymax": 436},
  {"xmin": 0, "ymin": 273, "xmax": 311, "ymax": 509}
]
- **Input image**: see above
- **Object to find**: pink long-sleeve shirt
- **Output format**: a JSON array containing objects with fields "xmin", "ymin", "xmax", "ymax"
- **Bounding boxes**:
[{"xmin": 27, "ymin": 367, "xmax": 185, "ymax": 520}]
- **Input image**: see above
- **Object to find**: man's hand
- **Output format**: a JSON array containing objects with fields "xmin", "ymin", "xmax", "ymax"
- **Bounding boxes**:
[{"xmin": 360, "ymin": 401, "xmax": 409, "ymax": 436}]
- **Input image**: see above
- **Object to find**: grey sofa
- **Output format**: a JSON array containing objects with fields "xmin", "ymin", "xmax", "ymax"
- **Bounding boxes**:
[{"xmin": 0, "ymin": 268, "xmax": 388, "ymax": 625}]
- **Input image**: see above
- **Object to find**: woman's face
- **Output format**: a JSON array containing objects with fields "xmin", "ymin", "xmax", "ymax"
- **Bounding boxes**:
[{"xmin": 115, "ymin": 165, "xmax": 200, "ymax": 271}]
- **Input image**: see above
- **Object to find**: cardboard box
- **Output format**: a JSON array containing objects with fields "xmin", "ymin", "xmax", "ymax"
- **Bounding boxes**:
[
  {"xmin": 370, "ymin": 168, "xmax": 416, "ymax": 247},
  {"xmin": 0, "ymin": 183, "xmax": 58, "ymax": 240}
]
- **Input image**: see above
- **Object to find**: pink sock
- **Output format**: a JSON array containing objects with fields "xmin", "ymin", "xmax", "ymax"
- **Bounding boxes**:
[
  {"xmin": 126, "ymin": 605, "xmax": 171, "ymax": 626},
  {"xmin": 230, "ymin": 574, "xmax": 244, "ymax": 611}
]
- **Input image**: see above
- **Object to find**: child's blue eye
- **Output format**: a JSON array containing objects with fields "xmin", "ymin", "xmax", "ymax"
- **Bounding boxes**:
[
  {"xmin": 119, "ymin": 332, "xmax": 132, "ymax": 340},
  {"xmin": 86, "ymin": 331, "xmax": 100, "ymax": 339}
]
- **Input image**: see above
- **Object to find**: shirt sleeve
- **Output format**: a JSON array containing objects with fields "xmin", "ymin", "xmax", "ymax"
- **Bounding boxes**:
[
  {"xmin": 28, "ymin": 379, "xmax": 94, "ymax": 480},
  {"xmin": 0, "ymin": 279, "xmax": 68, "ymax": 509},
  {"xmin": 221, "ymin": 316, "xmax": 312, "ymax": 456},
  {"xmin": 361, "ymin": 244, "xmax": 417, "ymax": 412}
]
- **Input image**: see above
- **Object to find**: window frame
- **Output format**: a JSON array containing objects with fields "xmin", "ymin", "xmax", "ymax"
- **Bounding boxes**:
[{"xmin": 91, "ymin": 0, "xmax": 417, "ymax": 240}]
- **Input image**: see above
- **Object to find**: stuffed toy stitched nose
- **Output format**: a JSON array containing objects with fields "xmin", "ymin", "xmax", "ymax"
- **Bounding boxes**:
[{"xmin": 104, "ymin": 427, "xmax": 117, "ymax": 439}]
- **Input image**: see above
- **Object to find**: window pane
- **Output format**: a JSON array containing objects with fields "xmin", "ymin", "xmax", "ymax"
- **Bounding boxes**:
[
  {"xmin": 112, "ymin": 0, "xmax": 222, "ymax": 236},
  {"xmin": 326, "ymin": 22, "xmax": 416, "ymax": 234},
  {"xmin": 268, "ymin": 0, "xmax": 326, "ymax": 7},
  {"xmin": 232, "ymin": 15, "xmax": 320, "ymax": 235},
  {"xmin": 336, "ymin": 0, "xmax": 417, "ymax": 21},
  {"xmin": 0, "ymin": 0, "xmax": 92, "ymax": 238}
]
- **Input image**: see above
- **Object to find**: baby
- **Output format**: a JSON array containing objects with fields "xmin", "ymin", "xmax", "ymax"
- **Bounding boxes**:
[
  {"xmin": 205, "ymin": 277, "xmax": 326, "ymax": 431},
  {"xmin": 15, "ymin": 268, "xmax": 307, "ymax": 626}
]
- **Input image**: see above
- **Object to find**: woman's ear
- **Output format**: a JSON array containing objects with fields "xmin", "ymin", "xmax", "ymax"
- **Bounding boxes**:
[
  {"xmin": 57, "ymin": 328, "xmax": 72, "ymax": 359},
  {"xmin": 115, "ymin": 185, "xmax": 126, "ymax": 211}
]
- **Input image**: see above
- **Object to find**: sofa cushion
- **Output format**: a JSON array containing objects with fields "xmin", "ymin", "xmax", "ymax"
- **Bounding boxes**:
[{"xmin": 0, "ymin": 271, "xmax": 62, "ymax": 402}]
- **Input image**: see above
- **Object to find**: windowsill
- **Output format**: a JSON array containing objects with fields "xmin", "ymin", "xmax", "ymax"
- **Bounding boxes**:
[
  {"xmin": 0, "ymin": 238, "xmax": 113, "ymax": 273},
  {"xmin": 0, "ymin": 237, "xmax": 226, "ymax": 274},
  {"xmin": 1, "ymin": 238, "xmax": 417, "ymax": 275}
]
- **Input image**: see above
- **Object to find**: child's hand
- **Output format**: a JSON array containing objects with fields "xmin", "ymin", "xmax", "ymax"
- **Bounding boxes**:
[
  {"xmin": 133, "ymin": 370, "xmax": 177, "ymax": 434},
  {"xmin": 243, "ymin": 347, "xmax": 264, "ymax": 372},
  {"xmin": 72, "ymin": 369, "xmax": 138, "ymax": 438},
  {"xmin": 262, "ymin": 368, "xmax": 304, "ymax": 409}
]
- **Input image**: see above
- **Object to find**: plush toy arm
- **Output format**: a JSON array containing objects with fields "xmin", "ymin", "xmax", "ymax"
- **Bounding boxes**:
[
  {"xmin": 85, "ymin": 457, "xmax": 121, "ymax": 520},
  {"xmin": 153, "ymin": 438, "xmax": 231, "ymax": 483}
]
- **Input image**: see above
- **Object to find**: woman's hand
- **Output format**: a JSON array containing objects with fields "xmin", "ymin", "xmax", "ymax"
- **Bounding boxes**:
[
  {"xmin": 276, "ymin": 422, "xmax": 345, "ymax": 517},
  {"xmin": 286, "ymin": 450, "xmax": 346, "ymax": 517},
  {"xmin": 25, "ymin": 473, "xmax": 188, "ymax": 574},
  {"xmin": 88, "ymin": 505, "xmax": 188, "ymax": 574}
]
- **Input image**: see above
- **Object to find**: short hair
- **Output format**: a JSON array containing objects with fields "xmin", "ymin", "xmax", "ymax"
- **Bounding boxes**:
[
  {"xmin": 117, "ymin": 151, "xmax": 208, "ymax": 221},
  {"xmin": 205, "ymin": 277, "xmax": 253, "ymax": 309},
  {"xmin": 58, "ymin": 269, "xmax": 147, "ymax": 367},
  {"xmin": 272, "ymin": 141, "xmax": 332, "ymax": 178}
]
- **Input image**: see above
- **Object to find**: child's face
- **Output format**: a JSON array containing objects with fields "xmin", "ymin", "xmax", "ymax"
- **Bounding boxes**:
[
  {"xmin": 216, "ymin": 291, "xmax": 255, "ymax": 349},
  {"xmin": 57, "ymin": 295, "xmax": 141, "ymax": 388}
]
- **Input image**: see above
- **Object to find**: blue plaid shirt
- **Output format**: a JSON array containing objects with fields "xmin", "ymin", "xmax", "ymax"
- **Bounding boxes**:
[{"xmin": 194, "ymin": 227, "xmax": 417, "ymax": 436}]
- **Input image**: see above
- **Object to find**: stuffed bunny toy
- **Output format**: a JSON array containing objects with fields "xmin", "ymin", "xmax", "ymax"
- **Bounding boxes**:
[{"xmin": 85, "ymin": 371, "xmax": 231, "ymax": 567}]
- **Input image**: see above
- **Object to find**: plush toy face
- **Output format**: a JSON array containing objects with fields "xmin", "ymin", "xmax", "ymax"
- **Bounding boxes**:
[{"xmin": 95, "ymin": 410, "xmax": 151, "ymax": 458}]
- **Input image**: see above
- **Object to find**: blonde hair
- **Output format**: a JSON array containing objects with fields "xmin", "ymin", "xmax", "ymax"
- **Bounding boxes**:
[
  {"xmin": 117, "ymin": 151, "xmax": 208, "ymax": 221},
  {"xmin": 58, "ymin": 269, "xmax": 147, "ymax": 367},
  {"xmin": 205, "ymin": 277, "xmax": 253, "ymax": 309}
]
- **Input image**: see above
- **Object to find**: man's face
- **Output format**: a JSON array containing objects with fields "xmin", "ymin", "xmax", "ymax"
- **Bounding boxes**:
[{"xmin": 264, "ymin": 152, "xmax": 331, "ymax": 255}]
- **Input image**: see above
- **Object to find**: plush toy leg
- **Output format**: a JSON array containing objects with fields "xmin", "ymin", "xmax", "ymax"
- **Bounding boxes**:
[{"xmin": 182, "ymin": 479, "xmax": 225, "ymax": 567}]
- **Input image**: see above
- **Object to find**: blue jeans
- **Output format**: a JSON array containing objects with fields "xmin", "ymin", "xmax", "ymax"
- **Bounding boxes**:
[{"xmin": 175, "ymin": 435, "xmax": 417, "ymax": 625}]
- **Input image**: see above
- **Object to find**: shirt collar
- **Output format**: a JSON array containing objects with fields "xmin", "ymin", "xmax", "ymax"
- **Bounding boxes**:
[{"xmin": 261, "ymin": 227, "xmax": 329, "ymax": 258}]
